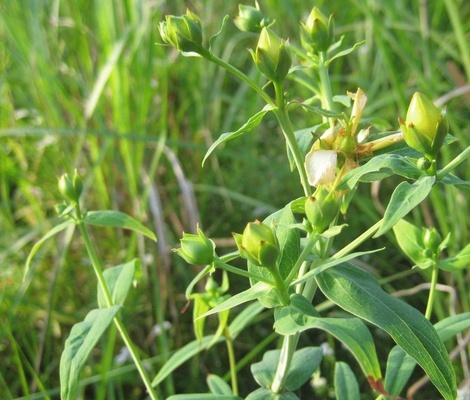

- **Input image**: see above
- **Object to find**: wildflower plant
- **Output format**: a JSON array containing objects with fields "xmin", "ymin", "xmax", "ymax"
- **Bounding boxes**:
[{"xmin": 26, "ymin": 4, "xmax": 470, "ymax": 400}]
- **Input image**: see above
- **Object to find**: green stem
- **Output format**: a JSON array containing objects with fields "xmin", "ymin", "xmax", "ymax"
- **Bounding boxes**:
[
  {"xmin": 225, "ymin": 328, "xmax": 238, "ymax": 396},
  {"xmin": 318, "ymin": 51, "xmax": 335, "ymax": 128},
  {"xmin": 75, "ymin": 206, "xmax": 159, "ymax": 400},
  {"xmin": 271, "ymin": 334, "xmax": 299, "ymax": 394},
  {"xmin": 424, "ymin": 263, "xmax": 439, "ymax": 320},
  {"xmin": 272, "ymin": 80, "xmax": 312, "ymax": 197},
  {"xmin": 437, "ymin": 144, "xmax": 470, "ymax": 180}
]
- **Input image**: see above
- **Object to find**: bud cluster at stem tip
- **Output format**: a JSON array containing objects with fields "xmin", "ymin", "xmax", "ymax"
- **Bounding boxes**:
[
  {"xmin": 159, "ymin": 9, "xmax": 204, "ymax": 53},
  {"xmin": 174, "ymin": 225, "xmax": 216, "ymax": 265},
  {"xmin": 300, "ymin": 7, "xmax": 334, "ymax": 54},
  {"xmin": 251, "ymin": 27, "xmax": 292, "ymax": 82},
  {"xmin": 305, "ymin": 187, "xmax": 340, "ymax": 233},
  {"xmin": 58, "ymin": 169, "xmax": 83, "ymax": 203},
  {"xmin": 399, "ymin": 92, "xmax": 448, "ymax": 162},
  {"xmin": 233, "ymin": 220, "xmax": 280, "ymax": 269},
  {"xmin": 234, "ymin": 2, "xmax": 271, "ymax": 33}
]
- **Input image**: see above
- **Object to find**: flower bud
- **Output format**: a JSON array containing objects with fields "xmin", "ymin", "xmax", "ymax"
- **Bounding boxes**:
[
  {"xmin": 422, "ymin": 227, "xmax": 443, "ymax": 256},
  {"xmin": 58, "ymin": 169, "xmax": 83, "ymax": 203},
  {"xmin": 174, "ymin": 225, "xmax": 216, "ymax": 265},
  {"xmin": 234, "ymin": 3, "xmax": 270, "ymax": 33},
  {"xmin": 399, "ymin": 92, "xmax": 447, "ymax": 160},
  {"xmin": 251, "ymin": 27, "xmax": 292, "ymax": 82},
  {"xmin": 305, "ymin": 187, "xmax": 340, "ymax": 233},
  {"xmin": 233, "ymin": 220, "xmax": 280, "ymax": 268},
  {"xmin": 305, "ymin": 149, "xmax": 338, "ymax": 187},
  {"xmin": 159, "ymin": 10, "xmax": 204, "ymax": 53},
  {"xmin": 300, "ymin": 7, "xmax": 334, "ymax": 54}
]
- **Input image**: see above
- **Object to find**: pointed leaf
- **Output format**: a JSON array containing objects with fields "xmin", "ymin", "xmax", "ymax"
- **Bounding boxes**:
[
  {"xmin": 439, "ymin": 243, "xmax": 470, "ymax": 271},
  {"xmin": 392, "ymin": 219, "xmax": 427, "ymax": 265},
  {"xmin": 202, "ymin": 105, "xmax": 274, "ymax": 165},
  {"xmin": 60, "ymin": 306, "xmax": 121, "ymax": 400},
  {"xmin": 335, "ymin": 362, "xmax": 361, "ymax": 400},
  {"xmin": 315, "ymin": 263, "xmax": 456, "ymax": 400},
  {"xmin": 207, "ymin": 374, "xmax": 233, "ymax": 395},
  {"xmin": 97, "ymin": 259, "xmax": 138, "ymax": 308},
  {"xmin": 375, "ymin": 175, "xmax": 435, "ymax": 237},
  {"xmin": 325, "ymin": 41, "xmax": 365, "ymax": 66},
  {"xmin": 84, "ymin": 210, "xmax": 156, "ymax": 241},
  {"xmin": 274, "ymin": 294, "xmax": 383, "ymax": 388},
  {"xmin": 25, "ymin": 219, "xmax": 75, "ymax": 280},
  {"xmin": 440, "ymin": 174, "xmax": 470, "ymax": 190}
]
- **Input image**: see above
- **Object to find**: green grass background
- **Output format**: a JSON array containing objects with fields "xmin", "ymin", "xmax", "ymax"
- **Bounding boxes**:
[{"xmin": 1, "ymin": 0, "xmax": 469, "ymax": 399}]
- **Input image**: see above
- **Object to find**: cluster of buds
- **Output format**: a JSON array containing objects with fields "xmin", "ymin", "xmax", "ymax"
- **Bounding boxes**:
[
  {"xmin": 234, "ymin": 2, "xmax": 271, "ymax": 33},
  {"xmin": 300, "ymin": 7, "xmax": 334, "ymax": 54},
  {"xmin": 58, "ymin": 169, "xmax": 83, "ymax": 203},
  {"xmin": 159, "ymin": 10, "xmax": 204, "ymax": 54},
  {"xmin": 174, "ymin": 225, "xmax": 216, "ymax": 265},
  {"xmin": 399, "ymin": 92, "xmax": 448, "ymax": 163},
  {"xmin": 233, "ymin": 220, "xmax": 280, "ymax": 269}
]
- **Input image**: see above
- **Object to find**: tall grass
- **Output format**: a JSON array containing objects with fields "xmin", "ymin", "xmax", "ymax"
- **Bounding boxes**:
[{"xmin": 1, "ymin": 0, "xmax": 469, "ymax": 398}]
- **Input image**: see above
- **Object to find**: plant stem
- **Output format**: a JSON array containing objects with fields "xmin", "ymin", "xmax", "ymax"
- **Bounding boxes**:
[
  {"xmin": 437, "ymin": 144, "xmax": 470, "ymax": 180},
  {"xmin": 271, "ymin": 334, "xmax": 299, "ymax": 394},
  {"xmin": 272, "ymin": 80, "xmax": 312, "ymax": 197},
  {"xmin": 214, "ymin": 258, "xmax": 275, "ymax": 285},
  {"xmin": 424, "ymin": 263, "xmax": 439, "ymax": 320},
  {"xmin": 318, "ymin": 51, "xmax": 335, "ymax": 128},
  {"xmin": 225, "ymin": 327, "xmax": 238, "ymax": 396},
  {"xmin": 75, "ymin": 205, "xmax": 159, "ymax": 400}
]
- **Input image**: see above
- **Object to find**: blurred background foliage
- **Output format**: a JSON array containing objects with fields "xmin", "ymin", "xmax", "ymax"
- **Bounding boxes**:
[{"xmin": 1, "ymin": 0, "xmax": 469, "ymax": 398}]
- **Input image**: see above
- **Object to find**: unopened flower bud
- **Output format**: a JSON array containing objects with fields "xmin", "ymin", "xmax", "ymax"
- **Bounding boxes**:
[
  {"xmin": 305, "ymin": 187, "xmax": 339, "ymax": 233},
  {"xmin": 300, "ymin": 7, "xmax": 334, "ymax": 54},
  {"xmin": 305, "ymin": 149, "xmax": 337, "ymax": 187},
  {"xmin": 399, "ymin": 92, "xmax": 447, "ymax": 160},
  {"xmin": 174, "ymin": 225, "xmax": 216, "ymax": 265},
  {"xmin": 251, "ymin": 27, "xmax": 292, "ymax": 82},
  {"xmin": 233, "ymin": 220, "xmax": 280, "ymax": 268},
  {"xmin": 234, "ymin": 3, "xmax": 270, "ymax": 33},
  {"xmin": 58, "ymin": 169, "xmax": 83, "ymax": 202},
  {"xmin": 422, "ymin": 227, "xmax": 443, "ymax": 256},
  {"xmin": 159, "ymin": 10, "xmax": 204, "ymax": 53}
]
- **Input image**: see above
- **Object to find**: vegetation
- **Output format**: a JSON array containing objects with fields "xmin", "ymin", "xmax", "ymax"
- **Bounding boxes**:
[{"xmin": 1, "ymin": 1, "xmax": 469, "ymax": 399}]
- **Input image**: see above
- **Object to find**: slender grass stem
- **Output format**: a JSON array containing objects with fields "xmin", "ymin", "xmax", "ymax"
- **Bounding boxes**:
[
  {"xmin": 75, "ymin": 205, "xmax": 159, "ymax": 400},
  {"xmin": 225, "ymin": 328, "xmax": 238, "ymax": 396},
  {"xmin": 318, "ymin": 51, "xmax": 335, "ymax": 128}
]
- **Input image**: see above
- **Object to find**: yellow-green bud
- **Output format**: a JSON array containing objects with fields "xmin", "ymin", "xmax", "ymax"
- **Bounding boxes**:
[
  {"xmin": 58, "ymin": 169, "xmax": 83, "ymax": 202},
  {"xmin": 300, "ymin": 7, "xmax": 334, "ymax": 54},
  {"xmin": 159, "ymin": 10, "xmax": 204, "ymax": 53},
  {"xmin": 234, "ymin": 3, "xmax": 270, "ymax": 33},
  {"xmin": 251, "ymin": 27, "xmax": 292, "ymax": 82},
  {"xmin": 399, "ymin": 92, "xmax": 447, "ymax": 160},
  {"xmin": 174, "ymin": 225, "xmax": 216, "ymax": 265},
  {"xmin": 422, "ymin": 227, "xmax": 442, "ymax": 256},
  {"xmin": 233, "ymin": 220, "xmax": 280, "ymax": 268},
  {"xmin": 305, "ymin": 187, "xmax": 339, "ymax": 233}
]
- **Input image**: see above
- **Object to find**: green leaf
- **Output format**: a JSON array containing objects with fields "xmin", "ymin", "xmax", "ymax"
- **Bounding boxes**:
[
  {"xmin": 202, "ymin": 105, "xmax": 274, "ymax": 166},
  {"xmin": 374, "ymin": 175, "xmax": 435, "ymax": 237},
  {"xmin": 384, "ymin": 312, "xmax": 470, "ymax": 396},
  {"xmin": 439, "ymin": 243, "xmax": 470, "ymax": 271},
  {"xmin": 84, "ymin": 210, "xmax": 156, "ymax": 241},
  {"xmin": 338, "ymin": 154, "xmax": 422, "ymax": 191},
  {"xmin": 60, "ymin": 306, "xmax": 121, "ymax": 400},
  {"xmin": 392, "ymin": 219, "xmax": 427, "ymax": 266},
  {"xmin": 24, "ymin": 219, "xmax": 75, "ymax": 280},
  {"xmin": 251, "ymin": 347, "xmax": 322, "ymax": 391},
  {"xmin": 207, "ymin": 374, "xmax": 233, "ymax": 395},
  {"xmin": 245, "ymin": 388, "xmax": 299, "ymax": 400},
  {"xmin": 440, "ymin": 174, "xmax": 470, "ymax": 190},
  {"xmin": 97, "ymin": 259, "xmax": 137, "ymax": 308},
  {"xmin": 383, "ymin": 346, "xmax": 416, "ymax": 396},
  {"xmin": 315, "ymin": 263, "xmax": 456, "ymax": 400},
  {"xmin": 274, "ymin": 294, "xmax": 383, "ymax": 388},
  {"xmin": 334, "ymin": 362, "xmax": 360, "ymax": 400},
  {"xmin": 198, "ymin": 282, "xmax": 271, "ymax": 319},
  {"xmin": 209, "ymin": 15, "xmax": 229, "ymax": 51},
  {"xmin": 325, "ymin": 40, "xmax": 366, "ymax": 66},
  {"xmin": 167, "ymin": 395, "xmax": 242, "ymax": 400}
]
